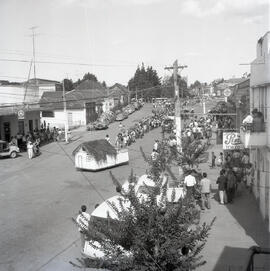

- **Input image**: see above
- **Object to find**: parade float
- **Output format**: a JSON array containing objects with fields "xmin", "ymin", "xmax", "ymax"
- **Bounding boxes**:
[
  {"xmin": 122, "ymin": 174, "xmax": 186, "ymax": 203},
  {"xmin": 73, "ymin": 139, "xmax": 129, "ymax": 171}
]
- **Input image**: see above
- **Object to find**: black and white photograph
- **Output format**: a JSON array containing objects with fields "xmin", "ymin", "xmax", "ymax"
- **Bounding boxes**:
[{"xmin": 0, "ymin": 0, "xmax": 269, "ymax": 270}]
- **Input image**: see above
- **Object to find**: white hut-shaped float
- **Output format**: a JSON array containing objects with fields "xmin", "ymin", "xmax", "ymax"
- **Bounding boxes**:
[{"xmin": 73, "ymin": 139, "xmax": 129, "ymax": 171}]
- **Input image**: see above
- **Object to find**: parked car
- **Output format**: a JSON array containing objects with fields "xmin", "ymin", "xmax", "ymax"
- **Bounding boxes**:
[
  {"xmin": 94, "ymin": 121, "xmax": 108, "ymax": 130},
  {"xmin": 0, "ymin": 140, "xmax": 20, "ymax": 158},
  {"xmin": 161, "ymin": 118, "xmax": 174, "ymax": 133},
  {"xmin": 123, "ymin": 111, "xmax": 129, "ymax": 119},
  {"xmin": 116, "ymin": 113, "xmax": 125, "ymax": 121}
]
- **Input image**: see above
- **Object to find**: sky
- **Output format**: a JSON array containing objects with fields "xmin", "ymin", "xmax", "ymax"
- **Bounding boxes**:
[{"xmin": 0, "ymin": 0, "xmax": 269, "ymax": 86}]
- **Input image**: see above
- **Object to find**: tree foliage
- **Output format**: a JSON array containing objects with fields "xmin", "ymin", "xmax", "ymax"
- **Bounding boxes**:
[
  {"xmin": 63, "ymin": 78, "xmax": 74, "ymax": 91},
  {"xmin": 128, "ymin": 64, "xmax": 161, "ymax": 99},
  {"xmin": 161, "ymin": 75, "xmax": 189, "ymax": 98},
  {"xmin": 80, "ymin": 140, "xmax": 214, "ymax": 271}
]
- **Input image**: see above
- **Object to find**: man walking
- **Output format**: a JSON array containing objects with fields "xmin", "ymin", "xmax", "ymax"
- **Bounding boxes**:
[
  {"xmin": 216, "ymin": 169, "xmax": 227, "ymax": 205},
  {"xmin": 76, "ymin": 205, "xmax": 90, "ymax": 250},
  {"xmin": 184, "ymin": 170, "xmax": 197, "ymax": 197},
  {"xmin": 200, "ymin": 172, "xmax": 211, "ymax": 210}
]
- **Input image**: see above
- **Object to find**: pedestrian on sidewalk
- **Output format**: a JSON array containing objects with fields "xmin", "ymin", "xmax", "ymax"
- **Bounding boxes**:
[
  {"xmin": 211, "ymin": 151, "xmax": 216, "ymax": 168},
  {"xmin": 27, "ymin": 139, "xmax": 34, "ymax": 159},
  {"xmin": 226, "ymin": 169, "xmax": 236, "ymax": 203},
  {"xmin": 200, "ymin": 172, "xmax": 212, "ymax": 210},
  {"xmin": 76, "ymin": 205, "xmax": 90, "ymax": 250},
  {"xmin": 216, "ymin": 169, "xmax": 227, "ymax": 205},
  {"xmin": 184, "ymin": 170, "xmax": 197, "ymax": 198}
]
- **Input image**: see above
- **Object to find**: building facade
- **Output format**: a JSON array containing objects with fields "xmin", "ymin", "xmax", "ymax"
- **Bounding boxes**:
[{"xmin": 241, "ymin": 31, "xmax": 270, "ymax": 231}]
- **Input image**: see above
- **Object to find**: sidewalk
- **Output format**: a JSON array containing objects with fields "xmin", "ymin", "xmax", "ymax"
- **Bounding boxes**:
[
  {"xmin": 40, "ymin": 139, "xmax": 270, "ymax": 271},
  {"xmin": 197, "ymin": 140, "xmax": 270, "ymax": 271}
]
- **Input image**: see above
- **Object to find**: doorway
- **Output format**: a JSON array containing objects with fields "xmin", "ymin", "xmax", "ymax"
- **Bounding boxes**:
[
  {"xmin": 4, "ymin": 122, "xmax": 11, "ymax": 142},
  {"xmin": 18, "ymin": 120, "xmax": 25, "ymax": 135},
  {"xmin": 29, "ymin": 120, "xmax": 33, "ymax": 133}
]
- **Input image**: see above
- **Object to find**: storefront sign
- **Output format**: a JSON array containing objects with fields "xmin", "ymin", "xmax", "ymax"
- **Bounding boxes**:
[
  {"xmin": 17, "ymin": 109, "xmax": 25, "ymax": 120},
  {"xmin": 223, "ymin": 132, "xmax": 244, "ymax": 150}
]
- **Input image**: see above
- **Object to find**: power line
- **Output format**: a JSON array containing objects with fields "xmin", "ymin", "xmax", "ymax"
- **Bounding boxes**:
[{"xmin": 0, "ymin": 58, "xmax": 136, "ymax": 67}]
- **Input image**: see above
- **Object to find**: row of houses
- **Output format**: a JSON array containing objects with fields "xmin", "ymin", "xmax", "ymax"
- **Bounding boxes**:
[
  {"xmin": 188, "ymin": 31, "xmax": 270, "ymax": 232},
  {"xmin": 0, "ymin": 79, "xmax": 128, "ymax": 141},
  {"xmin": 240, "ymin": 31, "xmax": 270, "ymax": 231}
]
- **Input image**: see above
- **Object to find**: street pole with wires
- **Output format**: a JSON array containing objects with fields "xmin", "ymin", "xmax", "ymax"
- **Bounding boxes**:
[
  {"xmin": 62, "ymin": 80, "xmax": 69, "ymax": 143},
  {"xmin": 165, "ymin": 60, "xmax": 187, "ymax": 151},
  {"xmin": 29, "ymin": 26, "xmax": 38, "ymax": 84}
]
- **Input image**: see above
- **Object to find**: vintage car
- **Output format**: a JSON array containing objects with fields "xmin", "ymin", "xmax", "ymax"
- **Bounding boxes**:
[
  {"xmin": 115, "ymin": 113, "xmax": 125, "ymax": 121},
  {"xmin": 0, "ymin": 140, "xmax": 20, "ymax": 158},
  {"xmin": 94, "ymin": 121, "xmax": 108, "ymax": 130},
  {"xmin": 161, "ymin": 118, "xmax": 174, "ymax": 133}
]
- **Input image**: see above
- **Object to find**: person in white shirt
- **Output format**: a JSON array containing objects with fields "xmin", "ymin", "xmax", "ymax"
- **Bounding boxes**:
[
  {"xmin": 153, "ymin": 140, "xmax": 159, "ymax": 151},
  {"xmin": 151, "ymin": 149, "xmax": 158, "ymax": 161},
  {"xmin": 105, "ymin": 134, "xmax": 111, "ymax": 144},
  {"xmin": 76, "ymin": 205, "xmax": 90, "ymax": 249},
  {"xmin": 242, "ymin": 114, "xmax": 253, "ymax": 124},
  {"xmin": 184, "ymin": 171, "xmax": 196, "ymax": 197}
]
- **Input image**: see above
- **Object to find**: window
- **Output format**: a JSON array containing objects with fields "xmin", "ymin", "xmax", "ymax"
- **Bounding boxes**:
[
  {"xmin": 35, "ymin": 119, "xmax": 39, "ymax": 129},
  {"xmin": 42, "ymin": 111, "xmax": 54, "ymax": 117}
]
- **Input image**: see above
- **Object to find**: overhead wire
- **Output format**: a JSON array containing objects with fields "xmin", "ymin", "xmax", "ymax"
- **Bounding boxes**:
[{"xmin": 0, "ymin": 58, "xmax": 136, "ymax": 67}]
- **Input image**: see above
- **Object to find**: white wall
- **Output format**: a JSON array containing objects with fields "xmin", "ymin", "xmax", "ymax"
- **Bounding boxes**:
[
  {"xmin": 250, "ymin": 32, "xmax": 270, "ymax": 232},
  {"xmin": 41, "ymin": 109, "xmax": 85, "ymax": 129},
  {"xmin": 102, "ymin": 98, "xmax": 114, "ymax": 112}
]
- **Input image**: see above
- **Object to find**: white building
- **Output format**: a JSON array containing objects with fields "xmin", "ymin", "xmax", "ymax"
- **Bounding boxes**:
[
  {"xmin": 0, "ymin": 78, "xmax": 60, "ymax": 141},
  {"xmin": 240, "ymin": 31, "xmax": 270, "ymax": 231}
]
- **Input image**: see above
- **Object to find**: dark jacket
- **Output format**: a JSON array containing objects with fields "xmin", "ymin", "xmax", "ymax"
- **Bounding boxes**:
[{"xmin": 216, "ymin": 175, "xmax": 227, "ymax": 191}]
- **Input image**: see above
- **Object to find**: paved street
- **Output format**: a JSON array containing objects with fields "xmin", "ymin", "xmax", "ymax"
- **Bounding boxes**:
[
  {"xmin": 0, "ymin": 104, "xmax": 163, "ymax": 271},
  {"xmin": 1, "ymin": 101, "xmax": 269, "ymax": 271}
]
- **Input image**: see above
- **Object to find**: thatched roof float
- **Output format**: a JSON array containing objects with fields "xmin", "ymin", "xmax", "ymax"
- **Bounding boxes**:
[{"xmin": 72, "ymin": 139, "xmax": 117, "ymax": 162}]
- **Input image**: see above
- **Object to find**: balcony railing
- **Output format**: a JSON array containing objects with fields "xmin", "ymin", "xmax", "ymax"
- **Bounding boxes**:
[
  {"xmin": 243, "ymin": 246, "xmax": 270, "ymax": 271},
  {"xmin": 240, "ymin": 122, "xmax": 267, "ymax": 148}
]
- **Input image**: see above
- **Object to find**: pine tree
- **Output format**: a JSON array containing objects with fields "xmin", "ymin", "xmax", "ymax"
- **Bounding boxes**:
[{"xmin": 79, "ymin": 140, "xmax": 214, "ymax": 271}]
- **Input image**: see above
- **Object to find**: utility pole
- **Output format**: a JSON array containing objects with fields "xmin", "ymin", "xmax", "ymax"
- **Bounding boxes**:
[
  {"xmin": 165, "ymin": 60, "xmax": 187, "ymax": 150},
  {"xmin": 29, "ymin": 26, "xmax": 38, "ymax": 84},
  {"xmin": 202, "ymin": 87, "xmax": 206, "ymax": 115},
  {"xmin": 127, "ymin": 86, "xmax": 130, "ymax": 104},
  {"xmin": 62, "ymin": 80, "xmax": 69, "ymax": 143}
]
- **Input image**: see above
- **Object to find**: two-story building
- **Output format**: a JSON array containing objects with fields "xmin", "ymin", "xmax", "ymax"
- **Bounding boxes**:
[{"xmin": 240, "ymin": 31, "xmax": 270, "ymax": 231}]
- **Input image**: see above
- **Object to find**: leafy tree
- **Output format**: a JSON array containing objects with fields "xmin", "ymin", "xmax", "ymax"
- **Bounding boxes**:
[
  {"xmin": 82, "ymin": 72, "xmax": 98, "ymax": 82},
  {"xmin": 101, "ymin": 81, "xmax": 107, "ymax": 88},
  {"xmin": 161, "ymin": 75, "xmax": 188, "ymax": 98},
  {"xmin": 190, "ymin": 81, "xmax": 201, "ymax": 89},
  {"xmin": 176, "ymin": 140, "xmax": 209, "ymax": 169},
  {"xmin": 63, "ymin": 78, "xmax": 74, "ymax": 91},
  {"xmin": 76, "ymin": 140, "xmax": 214, "ymax": 271},
  {"xmin": 128, "ymin": 64, "xmax": 161, "ymax": 100}
]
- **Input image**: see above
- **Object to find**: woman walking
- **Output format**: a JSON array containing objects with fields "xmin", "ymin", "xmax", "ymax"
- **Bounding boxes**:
[{"xmin": 27, "ymin": 139, "xmax": 34, "ymax": 159}]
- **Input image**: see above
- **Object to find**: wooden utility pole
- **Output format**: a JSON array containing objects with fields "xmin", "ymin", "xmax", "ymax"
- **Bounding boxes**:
[
  {"xmin": 165, "ymin": 60, "xmax": 187, "ymax": 150},
  {"xmin": 62, "ymin": 80, "xmax": 69, "ymax": 143},
  {"xmin": 29, "ymin": 26, "xmax": 38, "ymax": 84}
]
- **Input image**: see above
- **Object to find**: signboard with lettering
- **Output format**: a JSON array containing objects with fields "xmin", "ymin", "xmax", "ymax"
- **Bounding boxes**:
[{"xmin": 223, "ymin": 132, "xmax": 244, "ymax": 150}]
